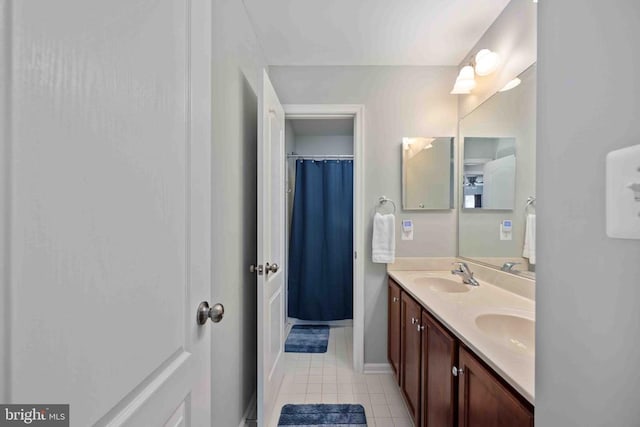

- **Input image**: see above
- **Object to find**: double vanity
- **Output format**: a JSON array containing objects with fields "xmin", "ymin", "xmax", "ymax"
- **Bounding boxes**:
[
  {"xmin": 394, "ymin": 37, "xmax": 537, "ymax": 427},
  {"xmin": 386, "ymin": 259, "xmax": 534, "ymax": 427}
]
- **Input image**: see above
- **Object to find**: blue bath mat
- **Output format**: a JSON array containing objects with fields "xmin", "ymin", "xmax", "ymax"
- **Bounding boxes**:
[
  {"xmin": 285, "ymin": 325, "xmax": 330, "ymax": 353},
  {"xmin": 277, "ymin": 404, "xmax": 367, "ymax": 426}
]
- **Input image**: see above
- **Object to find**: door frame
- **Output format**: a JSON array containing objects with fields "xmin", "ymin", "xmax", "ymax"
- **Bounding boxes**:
[
  {"xmin": 1, "ymin": 0, "xmax": 10, "ymax": 400},
  {"xmin": 282, "ymin": 104, "xmax": 365, "ymax": 373}
]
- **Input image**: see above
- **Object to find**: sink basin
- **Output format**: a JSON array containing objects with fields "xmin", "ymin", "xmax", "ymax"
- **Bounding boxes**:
[
  {"xmin": 414, "ymin": 277, "xmax": 471, "ymax": 293},
  {"xmin": 475, "ymin": 314, "xmax": 535, "ymax": 355}
]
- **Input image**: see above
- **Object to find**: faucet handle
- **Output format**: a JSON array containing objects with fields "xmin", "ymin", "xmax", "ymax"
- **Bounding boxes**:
[
  {"xmin": 451, "ymin": 261, "xmax": 469, "ymax": 271},
  {"xmin": 501, "ymin": 262, "xmax": 521, "ymax": 272}
]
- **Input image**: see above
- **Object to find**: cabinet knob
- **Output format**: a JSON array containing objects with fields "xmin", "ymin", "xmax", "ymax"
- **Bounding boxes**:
[
  {"xmin": 452, "ymin": 366, "xmax": 464, "ymax": 377},
  {"xmin": 411, "ymin": 317, "xmax": 417, "ymax": 325},
  {"xmin": 393, "ymin": 297, "xmax": 399, "ymax": 303},
  {"xmin": 417, "ymin": 324, "xmax": 424, "ymax": 332}
]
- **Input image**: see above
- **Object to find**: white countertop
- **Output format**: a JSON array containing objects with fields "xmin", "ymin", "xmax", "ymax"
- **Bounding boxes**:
[{"xmin": 388, "ymin": 270, "xmax": 535, "ymax": 404}]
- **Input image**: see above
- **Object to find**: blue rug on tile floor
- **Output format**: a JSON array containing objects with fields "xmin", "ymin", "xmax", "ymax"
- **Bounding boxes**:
[
  {"xmin": 277, "ymin": 404, "xmax": 367, "ymax": 426},
  {"xmin": 285, "ymin": 325, "xmax": 330, "ymax": 353}
]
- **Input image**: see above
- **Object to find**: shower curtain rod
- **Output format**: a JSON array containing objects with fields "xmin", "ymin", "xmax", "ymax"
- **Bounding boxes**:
[{"xmin": 286, "ymin": 154, "xmax": 354, "ymax": 159}]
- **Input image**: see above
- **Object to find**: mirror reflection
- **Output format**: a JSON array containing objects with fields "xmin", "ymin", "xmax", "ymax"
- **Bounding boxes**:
[
  {"xmin": 402, "ymin": 137, "xmax": 454, "ymax": 210},
  {"xmin": 458, "ymin": 65, "xmax": 536, "ymax": 277},
  {"xmin": 463, "ymin": 137, "xmax": 516, "ymax": 210}
]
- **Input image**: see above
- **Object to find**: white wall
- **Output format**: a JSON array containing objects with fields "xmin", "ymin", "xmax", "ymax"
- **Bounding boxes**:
[
  {"xmin": 537, "ymin": 1, "xmax": 640, "ymax": 425},
  {"xmin": 294, "ymin": 135, "xmax": 353, "ymax": 156},
  {"xmin": 458, "ymin": 0, "xmax": 537, "ymax": 117},
  {"xmin": 211, "ymin": 0, "xmax": 266, "ymax": 424},
  {"xmin": 270, "ymin": 66, "xmax": 459, "ymax": 363}
]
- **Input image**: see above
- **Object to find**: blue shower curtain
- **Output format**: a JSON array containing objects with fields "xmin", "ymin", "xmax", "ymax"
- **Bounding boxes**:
[{"xmin": 288, "ymin": 159, "xmax": 353, "ymax": 321}]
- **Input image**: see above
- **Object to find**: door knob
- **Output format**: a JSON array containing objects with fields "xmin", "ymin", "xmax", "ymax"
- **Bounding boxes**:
[
  {"xmin": 265, "ymin": 262, "xmax": 279, "ymax": 274},
  {"xmin": 197, "ymin": 301, "xmax": 225, "ymax": 325},
  {"xmin": 250, "ymin": 264, "xmax": 264, "ymax": 275}
]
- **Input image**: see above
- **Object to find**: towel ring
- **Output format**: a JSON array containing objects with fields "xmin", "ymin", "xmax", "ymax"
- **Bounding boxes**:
[
  {"xmin": 376, "ymin": 196, "xmax": 396, "ymax": 214},
  {"xmin": 525, "ymin": 196, "xmax": 536, "ymax": 211}
]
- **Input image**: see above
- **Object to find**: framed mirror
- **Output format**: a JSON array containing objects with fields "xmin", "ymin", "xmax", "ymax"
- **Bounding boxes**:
[
  {"xmin": 458, "ymin": 64, "xmax": 536, "ymax": 278},
  {"xmin": 402, "ymin": 137, "xmax": 454, "ymax": 210}
]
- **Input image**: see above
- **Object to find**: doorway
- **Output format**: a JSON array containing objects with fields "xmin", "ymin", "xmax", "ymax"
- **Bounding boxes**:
[
  {"xmin": 282, "ymin": 105, "xmax": 365, "ymax": 374},
  {"xmin": 285, "ymin": 117, "xmax": 354, "ymax": 324}
]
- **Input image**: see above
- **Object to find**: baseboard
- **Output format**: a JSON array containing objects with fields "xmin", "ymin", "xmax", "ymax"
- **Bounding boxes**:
[
  {"xmin": 239, "ymin": 392, "xmax": 257, "ymax": 427},
  {"xmin": 363, "ymin": 363, "xmax": 393, "ymax": 374}
]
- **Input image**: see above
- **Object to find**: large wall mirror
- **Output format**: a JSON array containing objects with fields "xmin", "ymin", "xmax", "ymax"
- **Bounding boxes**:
[
  {"xmin": 402, "ymin": 137, "xmax": 454, "ymax": 210},
  {"xmin": 458, "ymin": 64, "xmax": 536, "ymax": 278}
]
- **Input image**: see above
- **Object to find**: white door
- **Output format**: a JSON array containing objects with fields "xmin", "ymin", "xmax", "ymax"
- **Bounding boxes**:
[
  {"xmin": 256, "ymin": 70, "xmax": 286, "ymax": 427},
  {"xmin": 1, "ymin": 1, "xmax": 213, "ymax": 426}
]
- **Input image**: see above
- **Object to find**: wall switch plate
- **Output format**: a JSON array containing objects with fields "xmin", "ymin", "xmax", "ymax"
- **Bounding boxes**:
[
  {"xmin": 500, "ymin": 219, "xmax": 513, "ymax": 241},
  {"xmin": 401, "ymin": 219, "xmax": 414, "ymax": 240},
  {"xmin": 606, "ymin": 144, "xmax": 640, "ymax": 239}
]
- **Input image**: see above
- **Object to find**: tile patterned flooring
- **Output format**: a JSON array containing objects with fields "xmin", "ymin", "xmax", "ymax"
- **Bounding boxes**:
[{"xmin": 269, "ymin": 326, "xmax": 413, "ymax": 427}]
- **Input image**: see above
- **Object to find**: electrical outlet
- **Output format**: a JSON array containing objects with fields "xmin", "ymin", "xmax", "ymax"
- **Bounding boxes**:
[{"xmin": 606, "ymin": 144, "xmax": 640, "ymax": 239}]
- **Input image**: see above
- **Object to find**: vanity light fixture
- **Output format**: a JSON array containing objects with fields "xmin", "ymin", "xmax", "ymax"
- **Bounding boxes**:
[
  {"xmin": 450, "ymin": 65, "xmax": 476, "ymax": 94},
  {"xmin": 451, "ymin": 49, "xmax": 500, "ymax": 95},
  {"xmin": 500, "ymin": 77, "xmax": 522, "ymax": 92},
  {"xmin": 474, "ymin": 49, "xmax": 500, "ymax": 76}
]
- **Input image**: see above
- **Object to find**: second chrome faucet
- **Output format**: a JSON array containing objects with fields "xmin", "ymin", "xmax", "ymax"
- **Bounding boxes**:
[{"xmin": 451, "ymin": 262, "xmax": 480, "ymax": 286}]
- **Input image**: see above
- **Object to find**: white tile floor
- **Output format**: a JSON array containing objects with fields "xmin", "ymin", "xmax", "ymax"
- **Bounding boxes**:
[{"xmin": 269, "ymin": 326, "xmax": 413, "ymax": 427}]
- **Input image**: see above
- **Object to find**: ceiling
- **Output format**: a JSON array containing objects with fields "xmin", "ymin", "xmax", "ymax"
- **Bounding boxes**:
[
  {"xmin": 289, "ymin": 118, "xmax": 354, "ymax": 137},
  {"xmin": 242, "ymin": 0, "xmax": 510, "ymax": 66}
]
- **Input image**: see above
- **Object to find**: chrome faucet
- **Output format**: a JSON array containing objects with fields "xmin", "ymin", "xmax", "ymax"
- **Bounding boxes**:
[
  {"xmin": 501, "ymin": 262, "xmax": 521, "ymax": 272},
  {"xmin": 451, "ymin": 262, "xmax": 480, "ymax": 286}
]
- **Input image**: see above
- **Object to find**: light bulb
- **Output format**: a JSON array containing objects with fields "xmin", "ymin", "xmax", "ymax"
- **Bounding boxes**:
[
  {"xmin": 475, "ymin": 49, "xmax": 500, "ymax": 76},
  {"xmin": 458, "ymin": 65, "xmax": 475, "ymax": 80},
  {"xmin": 450, "ymin": 83, "xmax": 471, "ymax": 94},
  {"xmin": 454, "ymin": 78, "xmax": 476, "ymax": 91},
  {"xmin": 451, "ymin": 65, "xmax": 476, "ymax": 94}
]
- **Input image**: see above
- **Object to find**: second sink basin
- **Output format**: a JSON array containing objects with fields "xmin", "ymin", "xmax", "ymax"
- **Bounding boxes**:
[
  {"xmin": 414, "ymin": 277, "xmax": 471, "ymax": 293},
  {"xmin": 475, "ymin": 313, "xmax": 535, "ymax": 355}
]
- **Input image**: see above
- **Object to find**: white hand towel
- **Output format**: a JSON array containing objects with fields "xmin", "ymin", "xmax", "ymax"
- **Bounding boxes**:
[
  {"xmin": 522, "ymin": 213, "xmax": 536, "ymax": 265},
  {"xmin": 372, "ymin": 212, "xmax": 395, "ymax": 263}
]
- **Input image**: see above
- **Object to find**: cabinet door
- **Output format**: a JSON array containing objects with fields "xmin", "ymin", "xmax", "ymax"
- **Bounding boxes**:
[
  {"xmin": 388, "ymin": 279, "xmax": 402, "ymax": 383},
  {"xmin": 422, "ymin": 311, "xmax": 457, "ymax": 427},
  {"xmin": 401, "ymin": 292, "xmax": 422, "ymax": 425},
  {"xmin": 458, "ymin": 347, "xmax": 533, "ymax": 427}
]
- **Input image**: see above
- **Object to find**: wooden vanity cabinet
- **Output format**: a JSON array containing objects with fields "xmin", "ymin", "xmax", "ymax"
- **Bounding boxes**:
[
  {"xmin": 401, "ymin": 291, "xmax": 422, "ymax": 425},
  {"xmin": 388, "ymin": 277, "xmax": 534, "ymax": 427},
  {"xmin": 457, "ymin": 347, "xmax": 533, "ymax": 427},
  {"xmin": 388, "ymin": 279, "xmax": 402, "ymax": 383},
  {"xmin": 421, "ymin": 310, "xmax": 457, "ymax": 427}
]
